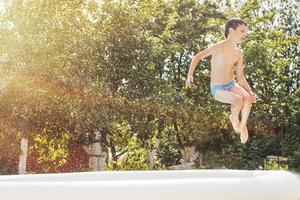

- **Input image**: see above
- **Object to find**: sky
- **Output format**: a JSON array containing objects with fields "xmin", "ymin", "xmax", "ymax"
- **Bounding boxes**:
[{"xmin": 0, "ymin": 1, "xmax": 3, "ymax": 12}]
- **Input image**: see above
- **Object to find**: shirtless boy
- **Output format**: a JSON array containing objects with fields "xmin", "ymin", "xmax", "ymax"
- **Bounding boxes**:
[{"xmin": 186, "ymin": 18, "xmax": 257, "ymax": 144}]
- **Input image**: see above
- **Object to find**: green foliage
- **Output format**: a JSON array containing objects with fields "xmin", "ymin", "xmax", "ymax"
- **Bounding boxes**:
[
  {"xmin": 0, "ymin": 0, "xmax": 298, "ymax": 173},
  {"xmin": 0, "ymin": 157, "xmax": 16, "ymax": 175},
  {"xmin": 107, "ymin": 136, "xmax": 148, "ymax": 170},
  {"xmin": 265, "ymin": 160, "xmax": 288, "ymax": 170},
  {"xmin": 30, "ymin": 131, "xmax": 70, "ymax": 173},
  {"xmin": 289, "ymin": 150, "xmax": 300, "ymax": 172},
  {"xmin": 157, "ymin": 125, "xmax": 182, "ymax": 167}
]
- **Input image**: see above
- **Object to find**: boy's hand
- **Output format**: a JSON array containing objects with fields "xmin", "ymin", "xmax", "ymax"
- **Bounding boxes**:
[
  {"xmin": 250, "ymin": 91, "xmax": 257, "ymax": 103},
  {"xmin": 186, "ymin": 75, "xmax": 194, "ymax": 88}
]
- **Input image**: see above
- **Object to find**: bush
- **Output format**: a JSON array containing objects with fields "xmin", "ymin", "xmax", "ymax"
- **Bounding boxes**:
[{"xmin": 265, "ymin": 160, "xmax": 288, "ymax": 170}]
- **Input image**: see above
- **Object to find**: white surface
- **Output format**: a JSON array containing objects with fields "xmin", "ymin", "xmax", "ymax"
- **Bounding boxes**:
[{"xmin": 0, "ymin": 170, "xmax": 299, "ymax": 200}]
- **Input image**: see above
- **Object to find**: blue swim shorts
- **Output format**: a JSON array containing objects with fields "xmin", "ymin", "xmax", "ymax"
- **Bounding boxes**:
[{"xmin": 210, "ymin": 80, "xmax": 236, "ymax": 98}]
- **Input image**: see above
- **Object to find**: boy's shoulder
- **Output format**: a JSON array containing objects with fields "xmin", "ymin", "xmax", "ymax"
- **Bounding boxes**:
[
  {"xmin": 212, "ymin": 41, "xmax": 243, "ymax": 51},
  {"xmin": 235, "ymin": 47, "xmax": 244, "ymax": 56},
  {"xmin": 207, "ymin": 40, "xmax": 226, "ymax": 54},
  {"xmin": 209, "ymin": 40, "xmax": 225, "ymax": 48},
  {"xmin": 206, "ymin": 41, "xmax": 221, "ymax": 51}
]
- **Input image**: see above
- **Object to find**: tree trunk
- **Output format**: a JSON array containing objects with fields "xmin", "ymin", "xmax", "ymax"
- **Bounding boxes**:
[
  {"xmin": 82, "ymin": 131, "xmax": 107, "ymax": 171},
  {"xmin": 169, "ymin": 146, "xmax": 199, "ymax": 170},
  {"xmin": 144, "ymin": 138, "xmax": 160, "ymax": 170},
  {"xmin": 18, "ymin": 137, "xmax": 28, "ymax": 174},
  {"xmin": 144, "ymin": 139, "xmax": 154, "ymax": 170}
]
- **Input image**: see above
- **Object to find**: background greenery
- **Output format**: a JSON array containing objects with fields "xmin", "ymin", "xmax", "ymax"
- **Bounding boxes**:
[{"xmin": 0, "ymin": 0, "xmax": 299, "ymax": 173}]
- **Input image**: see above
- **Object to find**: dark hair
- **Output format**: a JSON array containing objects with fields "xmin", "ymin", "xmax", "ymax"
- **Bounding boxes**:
[{"xmin": 224, "ymin": 18, "xmax": 247, "ymax": 38}]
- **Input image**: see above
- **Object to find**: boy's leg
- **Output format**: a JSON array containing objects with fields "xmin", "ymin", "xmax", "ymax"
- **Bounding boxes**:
[
  {"xmin": 230, "ymin": 104, "xmax": 241, "ymax": 132},
  {"xmin": 214, "ymin": 89, "xmax": 243, "ymax": 132},
  {"xmin": 230, "ymin": 84, "xmax": 252, "ymax": 143},
  {"xmin": 230, "ymin": 84, "xmax": 252, "ymax": 126}
]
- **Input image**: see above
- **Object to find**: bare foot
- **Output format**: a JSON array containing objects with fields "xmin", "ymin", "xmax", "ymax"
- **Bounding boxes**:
[
  {"xmin": 229, "ymin": 114, "xmax": 241, "ymax": 133},
  {"xmin": 240, "ymin": 124, "xmax": 249, "ymax": 144}
]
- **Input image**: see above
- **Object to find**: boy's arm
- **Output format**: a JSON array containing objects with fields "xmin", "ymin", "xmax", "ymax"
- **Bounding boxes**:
[
  {"xmin": 187, "ymin": 46, "xmax": 214, "ymax": 77},
  {"xmin": 236, "ymin": 50, "xmax": 254, "ymax": 94}
]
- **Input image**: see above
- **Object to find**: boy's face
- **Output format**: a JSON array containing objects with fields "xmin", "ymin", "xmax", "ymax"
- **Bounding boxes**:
[{"xmin": 230, "ymin": 24, "xmax": 247, "ymax": 43}]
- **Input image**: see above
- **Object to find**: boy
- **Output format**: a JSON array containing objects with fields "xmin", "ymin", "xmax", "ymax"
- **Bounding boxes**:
[{"xmin": 186, "ymin": 18, "xmax": 257, "ymax": 144}]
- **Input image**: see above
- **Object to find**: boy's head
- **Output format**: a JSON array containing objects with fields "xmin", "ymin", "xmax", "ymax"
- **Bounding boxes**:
[{"xmin": 224, "ymin": 18, "xmax": 247, "ymax": 42}]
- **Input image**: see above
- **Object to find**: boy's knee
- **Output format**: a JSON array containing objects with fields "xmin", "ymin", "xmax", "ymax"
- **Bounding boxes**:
[
  {"xmin": 234, "ymin": 96, "xmax": 243, "ymax": 107},
  {"xmin": 243, "ymin": 95, "xmax": 251, "ymax": 103}
]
